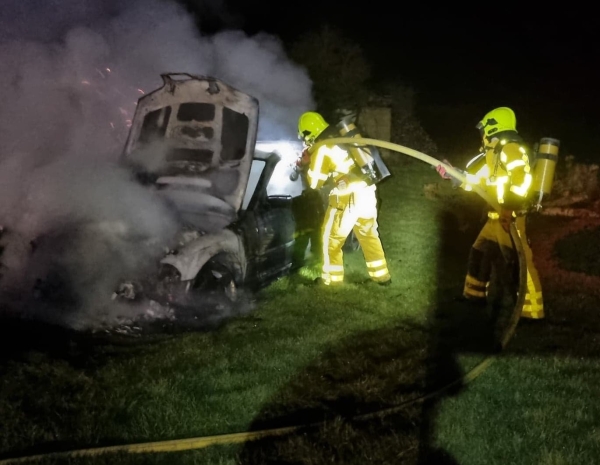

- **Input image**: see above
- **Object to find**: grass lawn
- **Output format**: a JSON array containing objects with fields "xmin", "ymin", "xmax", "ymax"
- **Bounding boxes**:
[{"xmin": 1, "ymin": 158, "xmax": 599, "ymax": 464}]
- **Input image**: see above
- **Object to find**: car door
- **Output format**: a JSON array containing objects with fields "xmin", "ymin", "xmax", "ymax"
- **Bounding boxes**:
[{"xmin": 240, "ymin": 153, "xmax": 297, "ymax": 288}]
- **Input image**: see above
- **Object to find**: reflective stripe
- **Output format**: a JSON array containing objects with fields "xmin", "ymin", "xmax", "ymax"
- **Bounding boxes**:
[
  {"xmin": 523, "ymin": 304, "xmax": 542, "ymax": 310},
  {"xmin": 323, "ymin": 264, "xmax": 344, "ymax": 272},
  {"xmin": 466, "ymin": 275, "xmax": 488, "ymax": 288},
  {"xmin": 523, "ymin": 303, "xmax": 543, "ymax": 310},
  {"xmin": 309, "ymin": 147, "xmax": 327, "ymax": 189},
  {"xmin": 510, "ymin": 173, "xmax": 532, "ymax": 197},
  {"xmin": 522, "ymin": 310, "xmax": 544, "ymax": 319},
  {"xmin": 522, "ymin": 305, "xmax": 544, "ymax": 319},
  {"xmin": 522, "ymin": 274, "xmax": 544, "ymax": 317},
  {"xmin": 309, "ymin": 144, "xmax": 359, "ymax": 190},
  {"xmin": 487, "ymin": 175, "xmax": 509, "ymax": 204},
  {"xmin": 465, "ymin": 287, "xmax": 486, "ymax": 298},
  {"xmin": 464, "ymin": 274, "xmax": 489, "ymax": 298},
  {"xmin": 524, "ymin": 296, "xmax": 543, "ymax": 307},
  {"xmin": 466, "ymin": 152, "xmax": 485, "ymax": 169},
  {"xmin": 366, "ymin": 257, "xmax": 390, "ymax": 279},
  {"xmin": 367, "ymin": 259, "xmax": 387, "ymax": 268},
  {"xmin": 486, "ymin": 175, "xmax": 509, "ymax": 186},
  {"xmin": 329, "ymin": 147, "xmax": 354, "ymax": 172},
  {"xmin": 530, "ymin": 291, "xmax": 543, "ymax": 300},
  {"xmin": 465, "ymin": 164, "xmax": 489, "ymax": 186},
  {"xmin": 506, "ymin": 159, "xmax": 526, "ymax": 170},
  {"xmin": 369, "ymin": 268, "xmax": 390, "ymax": 278},
  {"xmin": 510, "ymin": 185, "xmax": 526, "ymax": 196},
  {"xmin": 496, "ymin": 179, "xmax": 506, "ymax": 204},
  {"xmin": 488, "ymin": 211, "xmax": 500, "ymax": 219},
  {"xmin": 321, "ymin": 208, "xmax": 337, "ymax": 276},
  {"xmin": 321, "ymin": 274, "xmax": 343, "ymax": 286}
]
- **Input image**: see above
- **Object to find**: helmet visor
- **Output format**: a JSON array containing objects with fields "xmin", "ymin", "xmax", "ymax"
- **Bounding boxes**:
[
  {"xmin": 476, "ymin": 117, "xmax": 499, "ymax": 137},
  {"xmin": 299, "ymin": 129, "xmax": 313, "ymax": 144}
]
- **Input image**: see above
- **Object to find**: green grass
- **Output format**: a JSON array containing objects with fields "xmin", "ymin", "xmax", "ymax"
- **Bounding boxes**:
[{"xmin": 1, "ymin": 158, "xmax": 600, "ymax": 464}]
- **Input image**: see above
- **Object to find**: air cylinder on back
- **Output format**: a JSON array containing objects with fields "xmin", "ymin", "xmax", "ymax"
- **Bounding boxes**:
[{"xmin": 531, "ymin": 137, "xmax": 560, "ymax": 210}]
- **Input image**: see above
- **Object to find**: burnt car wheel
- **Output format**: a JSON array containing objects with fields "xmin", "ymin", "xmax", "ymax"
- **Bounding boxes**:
[{"xmin": 193, "ymin": 258, "xmax": 238, "ymax": 302}]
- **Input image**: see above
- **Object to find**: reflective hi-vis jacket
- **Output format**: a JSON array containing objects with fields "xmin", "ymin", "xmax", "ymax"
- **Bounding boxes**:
[
  {"xmin": 307, "ymin": 144, "xmax": 368, "ymax": 196},
  {"xmin": 462, "ymin": 137, "xmax": 533, "ymax": 211}
]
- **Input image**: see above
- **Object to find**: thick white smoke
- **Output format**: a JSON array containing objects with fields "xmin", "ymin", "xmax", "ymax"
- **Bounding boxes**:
[{"xmin": 0, "ymin": 0, "xmax": 314, "ymax": 330}]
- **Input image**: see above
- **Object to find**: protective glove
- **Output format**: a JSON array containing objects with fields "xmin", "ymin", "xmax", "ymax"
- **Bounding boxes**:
[
  {"xmin": 297, "ymin": 148, "xmax": 311, "ymax": 167},
  {"xmin": 435, "ymin": 159, "xmax": 463, "ymax": 189},
  {"xmin": 435, "ymin": 159, "xmax": 453, "ymax": 180}
]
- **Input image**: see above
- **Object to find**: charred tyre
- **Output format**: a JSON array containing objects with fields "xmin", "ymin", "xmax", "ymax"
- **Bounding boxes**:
[{"xmin": 193, "ymin": 255, "xmax": 239, "ymax": 302}]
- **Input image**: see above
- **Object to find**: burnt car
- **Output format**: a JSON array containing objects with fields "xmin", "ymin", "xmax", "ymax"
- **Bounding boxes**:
[{"xmin": 120, "ymin": 74, "xmax": 311, "ymax": 304}]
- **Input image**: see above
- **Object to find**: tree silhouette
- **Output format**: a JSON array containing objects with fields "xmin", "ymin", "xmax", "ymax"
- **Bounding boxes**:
[{"xmin": 289, "ymin": 25, "xmax": 371, "ymax": 119}]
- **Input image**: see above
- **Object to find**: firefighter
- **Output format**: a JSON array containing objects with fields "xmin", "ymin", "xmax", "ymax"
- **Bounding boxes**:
[
  {"xmin": 291, "ymin": 149, "xmax": 326, "ymax": 268},
  {"xmin": 298, "ymin": 111, "xmax": 391, "ymax": 286},
  {"xmin": 436, "ymin": 107, "xmax": 544, "ymax": 319}
]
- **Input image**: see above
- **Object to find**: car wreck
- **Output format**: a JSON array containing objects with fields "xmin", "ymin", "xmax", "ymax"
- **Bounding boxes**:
[{"xmin": 117, "ymin": 74, "xmax": 311, "ymax": 307}]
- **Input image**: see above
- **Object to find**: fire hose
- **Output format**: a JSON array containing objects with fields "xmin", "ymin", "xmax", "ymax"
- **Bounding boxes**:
[
  {"xmin": 307, "ymin": 137, "xmax": 526, "ymax": 351},
  {"xmin": 308, "ymin": 136, "xmax": 526, "ymax": 340},
  {"xmin": 0, "ymin": 139, "xmax": 526, "ymax": 464}
]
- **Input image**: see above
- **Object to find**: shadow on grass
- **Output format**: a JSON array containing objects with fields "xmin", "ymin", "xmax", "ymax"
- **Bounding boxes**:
[{"xmin": 237, "ymin": 207, "xmax": 504, "ymax": 465}]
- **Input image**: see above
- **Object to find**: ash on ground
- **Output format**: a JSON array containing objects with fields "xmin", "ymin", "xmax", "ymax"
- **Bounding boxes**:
[
  {"xmin": 99, "ymin": 290, "xmax": 257, "ymax": 337},
  {"xmin": 0, "ymin": 278, "xmax": 257, "ymax": 338}
]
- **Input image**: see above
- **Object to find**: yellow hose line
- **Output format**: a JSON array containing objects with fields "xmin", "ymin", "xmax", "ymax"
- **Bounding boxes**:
[
  {"xmin": 356, "ymin": 223, "xmax": 526, "ymax": 422},
  {"xmin": 310, "ymin": 137, "xmax": 525, "ymax": 346},
  {"xmin": 0, "ymin": 425, "xmax": 311, "ymax": 464},
  {"xmin": 0, "ymin": 139, "xmax": 525, "ymax": 464},
  {"xmin": 309, "ymin": 137, "xmax": 501, "ymax": 212},
  {"xmin": 307, "ymin": 137, "xmax": 525, "ymax": 421}
]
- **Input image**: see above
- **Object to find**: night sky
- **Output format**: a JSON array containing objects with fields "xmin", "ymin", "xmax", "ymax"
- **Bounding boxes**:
[{"xmin": 186, "ymin": 1, "xmax": 600, "ymax": 160}]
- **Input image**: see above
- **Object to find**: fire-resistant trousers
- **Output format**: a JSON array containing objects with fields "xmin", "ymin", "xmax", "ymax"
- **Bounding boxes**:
[
  {"xmin": 321, "ymin": 185, "xmax": 390, "ymax": 285},
  {"xmin": 463, "ymin": 214, "xmax": 544, "ymax": 319}
]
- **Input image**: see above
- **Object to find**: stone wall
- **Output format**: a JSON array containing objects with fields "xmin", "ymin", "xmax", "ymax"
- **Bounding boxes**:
[{"xmin": 357, "ymin": 107, "xmax": 392, "ymax": 159}]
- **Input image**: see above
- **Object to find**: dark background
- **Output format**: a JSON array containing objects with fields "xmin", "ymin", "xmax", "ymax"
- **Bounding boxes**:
[{"xmin": 184, "ymin": 1, "xmax": 598, "ymax": 159}]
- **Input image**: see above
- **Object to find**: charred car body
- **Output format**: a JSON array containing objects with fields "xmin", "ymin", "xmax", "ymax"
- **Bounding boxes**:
[{"xmin": 120, "ymin": 74, "xmax": 310, "ymax": 304}]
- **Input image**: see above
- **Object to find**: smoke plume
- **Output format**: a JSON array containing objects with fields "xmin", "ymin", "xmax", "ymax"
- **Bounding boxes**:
[{"xmin": 0, "ymin": 0, "xmax": 314, "ymax": 330}]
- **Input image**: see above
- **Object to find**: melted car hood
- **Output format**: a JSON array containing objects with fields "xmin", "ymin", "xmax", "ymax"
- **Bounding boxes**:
[{"xmin": 122, "ymin": 74, "xmax": 259, "ymax": 214}]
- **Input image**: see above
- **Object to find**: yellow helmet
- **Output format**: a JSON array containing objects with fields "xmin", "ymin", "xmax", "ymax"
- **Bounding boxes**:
[
  {"xmin": 476, "ymin": 107, "xmax": 517, "ymax": 138},
  {"xmin": 298, "ymin": 111, "xmax": 329, "ymax": 145}
]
